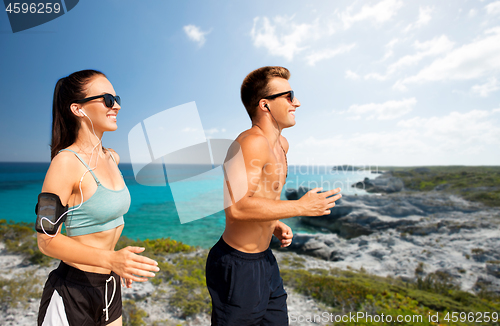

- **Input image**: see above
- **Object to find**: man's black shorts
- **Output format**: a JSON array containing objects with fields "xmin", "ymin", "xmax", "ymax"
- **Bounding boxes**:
[
  {"xmin": 38, "ymin": 261, "xmax": 122, "ymax": 325},
  {"xmin": 206, "ymin": 237, "xmax": 288, "ymax": 326}
]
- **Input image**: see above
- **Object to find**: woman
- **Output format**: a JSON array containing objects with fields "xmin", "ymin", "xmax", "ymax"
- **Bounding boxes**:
[{"xmin": 37, "ymin": 69, "xmax": 159, "ymax": 325}]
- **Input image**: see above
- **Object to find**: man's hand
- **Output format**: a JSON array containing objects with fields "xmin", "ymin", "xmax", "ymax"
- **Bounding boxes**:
[
  {"xmin": 298, "ymin": 187, "xmax": 342, "ymax": 216},
  {"xmin": 274, "ymin": 221, "xmax": 293, "ymax": 248}
]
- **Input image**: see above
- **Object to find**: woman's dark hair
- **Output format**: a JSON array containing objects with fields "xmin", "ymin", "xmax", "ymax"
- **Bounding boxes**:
[{"xmin": 51, "ymin": 69, "xmax": 106, "ymax": 160}]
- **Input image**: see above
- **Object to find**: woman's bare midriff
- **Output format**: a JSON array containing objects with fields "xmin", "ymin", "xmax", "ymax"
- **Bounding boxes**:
[{"xmin": 64, "ymin": 224, "xmax": 123, "ymax": 274}]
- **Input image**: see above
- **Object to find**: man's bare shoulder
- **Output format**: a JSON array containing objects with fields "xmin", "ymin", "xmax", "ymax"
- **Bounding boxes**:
[
  {"xmin": 229, "ymin": 129, "xmax": 271, "ymax": 165},
  {"xmin": 236, "ymin": 130, "xmax": 270, "ymax": 151},
  {"xmin": 280, "ymin": 135, "xmax": 289, "ymax": 153}
]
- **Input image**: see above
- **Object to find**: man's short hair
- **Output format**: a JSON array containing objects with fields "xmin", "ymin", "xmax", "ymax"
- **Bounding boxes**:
[{"xmin": 241, "ymin": 66, "xmax": 290, "ymax": 120}]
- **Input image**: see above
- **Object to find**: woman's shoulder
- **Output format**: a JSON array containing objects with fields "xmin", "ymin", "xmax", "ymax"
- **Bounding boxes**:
[
  {"xmin": 51, "ymin": 148, "xmax": 82, "ymax": 166},
  {"xmin": 49, "ymin": 148, "xmax": 87, "ymax": 175},
  {"xmin": 107, "ymin": 148, "xmax": 120, "ymax": 164},
  {"xmin": 42, "ymin": 148, "xmax": 84, "ymax": 198}
]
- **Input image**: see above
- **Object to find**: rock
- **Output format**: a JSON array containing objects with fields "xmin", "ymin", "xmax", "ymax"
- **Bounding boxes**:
[
  {"xmin": 279, "ymin": 185, "xmax": 500, "ymax": 295},
  {"xmin": 434, "ymin": 183, "xmax": 450, "ymax": 191},
  {"xmin": 486, "ymin": 262, "xmax": 500, "ymax": 278},
  {"xmin": 284, "ymin": 186, "xmax": 310, "ymax": 200},
  {"xmin": 273, "ymin": 234, "xmax": 342, "ymax": 261},
  {"xmin": 286, "ymin": 187, "xmax": 483, "ymax": 239},
  {"xmin": 351, "ymin": 173, "xmax": 404, "ymax": 194},
  {"xmin": 413, "ymin": 168, "xmax": 431, "ymax": 174},
  {"xmin": 473, "ymin": 275, "xmax": 500, "ymax": 294},
  {"xmin": 122, "ymin": 280, "xmax": 156, "ymax": 300}
]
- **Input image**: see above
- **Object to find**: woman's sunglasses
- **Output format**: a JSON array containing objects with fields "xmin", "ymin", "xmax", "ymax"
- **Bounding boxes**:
[
  {"xmin": 74, "ymin": 94, "xmax": 121, "ymax": 108},
  {"xmin": 263, "ymin": 90, "xmax": 294, "ymax": 103}
]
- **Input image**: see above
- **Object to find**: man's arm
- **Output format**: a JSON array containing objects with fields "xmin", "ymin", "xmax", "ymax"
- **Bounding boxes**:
[{"xmin": 224, "ymin": 134, "xmax": 341, "ymax": 221}]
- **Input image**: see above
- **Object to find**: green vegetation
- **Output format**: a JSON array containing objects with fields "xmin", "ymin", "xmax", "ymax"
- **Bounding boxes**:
[
  {"xmin": 169, "ymin": 254, "xmax": 211, "ymax": 317},
  {"xmin": 0, "ymin": 219, "xmax": 53, "ymax": 265},
  {"xmin": 0, "ymin": 220, "xmax": 208, "ymax": 320},
  {"xmin": 281, "ymin": 267, "xmax": 500, "ymax": 325},
  {"xmin": 2, "ymin": 220, "xmax": 499, "ymax": 325},
  {"xmin": 122, "ymin": 300, "xmax": 148, "ymax": 326},
  {"xmin": 279, "ymin": 254, "xmax": 306, "ymax": 269},
  {"xmin": 0, "ymin": 270, "xmax": 43, "ymax": 309},
  {"xmin": 115, "ymin": 236, "xmax": 195, "ymax": 258},
  {"xmin": 380, "ymin": 166, "xmax": 500, "ymax": 207},
  {"xmin": 116, "ymin": 235, "xmax": 210, "ymax": 318}
]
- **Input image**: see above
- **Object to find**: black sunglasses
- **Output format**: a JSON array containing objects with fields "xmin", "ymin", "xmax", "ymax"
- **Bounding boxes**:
[
  {"xmin": 74, "ymin": 94, "xmax": 121, "ymax": 108},
  {"xmin": 263, "ymin": 90, "xmax": 294, "ymax": 103}
]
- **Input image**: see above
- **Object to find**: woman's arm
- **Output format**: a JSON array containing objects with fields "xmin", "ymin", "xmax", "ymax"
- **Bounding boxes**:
[{"xmin": 37, "ymin": 152, "xmax": 159, "ymax": 282}]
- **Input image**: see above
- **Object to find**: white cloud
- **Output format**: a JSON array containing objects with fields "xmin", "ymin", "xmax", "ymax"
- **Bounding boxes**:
[
  {"xmin": 306, "ymin": 43, "xmax": 355, "ymax": 66},
  {"xmin": 183, "ymin": 25, "xmax": 210, "ymax": 47},
  {"xmin": 293, "ymin": 109, "xmax": 500, "ymax": 165},
  {"xmin": 365, "ymin": 35, "xmax": 454, "ymax": 81},
  {"xmin": 471, "ymin": 77, "xmax": 500, "ymax": 97},
  {"xmin": 396, "ymin": 109, "xmax": 500, "ymax": 148},
  {"xmin": 389, "ymin": 35, "xmax": 454, "ymax": 72},
  {"xmin": 204, "ymin": 128, "xmax": 226, "ymax": 135},
  {"xmin": 250, "ymin": 16, "xmax": 320, "ymax": 61},
  {"xmin": 396, "ymin": 27, "xmax": 500, "ymax": 88},
  {"xmin": 345, "ymin": 70, "xmax": 360, "ymax": 80},
  {"xmin": 364, "ymin": 72, "xmax": 388, "ymax": 81},
  {"xmin": 381, "ymin": 38, "xmax": 399, "ymax": 61},
  {"xmin": 469, "ymin": 8, "xmax": 478, "ymax": 17},
  {"xmin": 340, "ymin": 0, "xmax": 403, "ymax": 29},
  {"xmin": 486, "ymin": 1, "xmax": 500, "ymax": 15},
  {"xmin": 403, "ymin": 6, "xmax": 433, "ymax": 32},
  {"xmin": 250, "ymin": 15, "xmax": 353, "ymax": 64},
  {"xmin": 347, "ymin": 98, "xmax": 416, "ymax": 120}
]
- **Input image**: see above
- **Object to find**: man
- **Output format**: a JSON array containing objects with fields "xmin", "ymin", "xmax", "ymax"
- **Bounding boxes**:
[{"xmin": 206, "ymin": 66, "xmax": 341, "ymax": 325}]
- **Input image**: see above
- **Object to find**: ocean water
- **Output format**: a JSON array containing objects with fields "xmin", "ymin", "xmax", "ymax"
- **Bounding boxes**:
[{"xmin": 0, "ymin": 162, "xmax": 373, "ymax": 248}]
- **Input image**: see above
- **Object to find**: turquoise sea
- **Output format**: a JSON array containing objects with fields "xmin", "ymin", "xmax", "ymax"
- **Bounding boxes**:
[{"xmin": 0, "ymin": 162, "xmax": 373, "ymax": 248}]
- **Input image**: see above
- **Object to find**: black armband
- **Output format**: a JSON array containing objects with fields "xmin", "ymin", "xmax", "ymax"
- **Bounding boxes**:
[{"xmin": 35, "ymin": 192, "xmax": 68, "ymax": 235}]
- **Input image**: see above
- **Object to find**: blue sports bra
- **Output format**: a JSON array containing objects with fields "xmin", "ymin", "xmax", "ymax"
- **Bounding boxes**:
[{"xmin": 59, "ymin": 149, "xmax": 131, "ymax": 236}]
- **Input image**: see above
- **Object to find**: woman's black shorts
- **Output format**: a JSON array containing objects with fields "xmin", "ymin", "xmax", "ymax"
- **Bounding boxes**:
[{"xmin": 38, "ymin": 261, "xmax": 122, "ymax": 326}]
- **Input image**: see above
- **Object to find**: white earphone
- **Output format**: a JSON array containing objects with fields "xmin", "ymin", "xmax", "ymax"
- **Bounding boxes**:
[{"xmin": 79, "ymin": 108, "xmax": 88, "ymax": 117}]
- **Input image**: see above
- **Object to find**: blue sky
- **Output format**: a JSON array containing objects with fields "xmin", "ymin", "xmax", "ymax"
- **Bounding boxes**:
[{"xmin": 0, "ymin": 0, "xmax": 499, "ymax": 166}]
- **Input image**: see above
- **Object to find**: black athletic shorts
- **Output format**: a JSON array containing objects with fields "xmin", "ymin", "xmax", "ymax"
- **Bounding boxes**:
[
  {"xmin": 38, "ymin": 261, "xmax": 122, "ymax": 326},
  {"xmin": 206, "ymin": 237, "xmax": 288, "ymax": 326}
]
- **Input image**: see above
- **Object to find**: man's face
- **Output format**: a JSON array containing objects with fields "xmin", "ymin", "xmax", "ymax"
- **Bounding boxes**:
[{"xmin": 266, "ymin": 77, "xmax": 301, "ymax": 129}]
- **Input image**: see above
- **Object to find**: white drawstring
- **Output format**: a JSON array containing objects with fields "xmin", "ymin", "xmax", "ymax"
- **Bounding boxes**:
[{"xmin": 103, "ymin": 275, "xmax": 116, "ymax": 321}]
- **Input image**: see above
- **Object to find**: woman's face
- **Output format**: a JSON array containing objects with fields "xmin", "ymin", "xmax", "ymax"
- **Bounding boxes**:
[{"xmin": 78, "ymin": 75, "xmax": 121, "ymax": 133}]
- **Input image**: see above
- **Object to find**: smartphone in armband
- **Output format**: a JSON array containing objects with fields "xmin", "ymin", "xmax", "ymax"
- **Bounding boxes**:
[{"xmin": 35, "ymin": 192, "xmax": 68, "ymax": 235}]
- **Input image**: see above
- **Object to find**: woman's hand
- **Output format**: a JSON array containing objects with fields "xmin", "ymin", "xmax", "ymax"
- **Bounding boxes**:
[
  {"xmin": 108, "ymin": 246, "xmax": 159, "ymax": 282},
  {"xmin": 121, "ymin": 277, "xmax": 133, "ymax": 288}
]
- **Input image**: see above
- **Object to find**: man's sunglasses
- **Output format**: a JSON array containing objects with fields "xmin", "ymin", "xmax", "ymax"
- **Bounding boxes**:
[
  {"xmin": 263, "ymin": 90, "xmax": 294, "ymax": 103},
  {"xmin": 74, "ymin": 94, "xmax": 121, "ymax": 108}
]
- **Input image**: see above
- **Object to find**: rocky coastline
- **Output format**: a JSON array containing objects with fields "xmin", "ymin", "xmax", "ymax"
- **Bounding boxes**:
[
  {"xmin": 279, "ymin": 171, "xmax": 500, "ymax": 296},
  {"xmin": 1, "ymin": 169, "xmax": 499, "ymax": 325}
]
